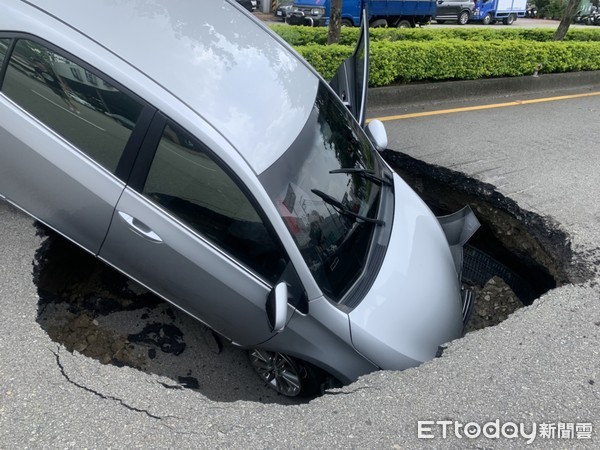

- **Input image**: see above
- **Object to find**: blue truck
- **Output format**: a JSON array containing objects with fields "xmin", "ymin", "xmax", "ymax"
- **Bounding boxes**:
[
  {"xmin": 287, "ymin": 0, "xmax": 437, "ymax": 28},
  {"xmin": 470, "ymin": 0, "xmax": 527, "ymax": 25}
]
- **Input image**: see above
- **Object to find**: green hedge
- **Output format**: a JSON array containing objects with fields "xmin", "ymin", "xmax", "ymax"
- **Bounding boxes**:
[
  {"xmin": 271, "ymin": 24, "xmax": 600, "ymax": 45},
  {"xmin": 276, "ymin": 26, "xmax": 600, "ymax": 86}
]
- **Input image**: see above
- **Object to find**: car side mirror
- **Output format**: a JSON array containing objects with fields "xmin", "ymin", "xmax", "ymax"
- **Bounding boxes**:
[
  {"xmin": 266, "ymin": 282, "xmax": 288, "ymax": 332},
  {"xmin": 365, "ymin": 119, "xmax": 388, "ymax": 152}
]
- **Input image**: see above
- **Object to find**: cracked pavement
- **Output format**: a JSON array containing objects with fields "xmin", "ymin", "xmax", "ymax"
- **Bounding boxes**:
[
  {"xmin": 2, "ymin": 82, "xmax": 600, "ymax": 448},
  {"xmin": 51, "ymin": 347, "xmax": 165, "ymax": 422}
]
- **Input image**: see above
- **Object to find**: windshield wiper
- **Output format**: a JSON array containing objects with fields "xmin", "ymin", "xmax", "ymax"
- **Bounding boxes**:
[
  {"xmin": 330, "ymin": 168, "xmax": 392, "ymax": 186},
  {"xmin": 311, "ymin": 189, "xmax": 384, "ymax": 226}
]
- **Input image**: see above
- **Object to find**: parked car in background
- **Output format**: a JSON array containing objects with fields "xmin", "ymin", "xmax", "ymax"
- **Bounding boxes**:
[
  {"xmin": 275, "ymin": 0, "xmax": 294, "ymax": 21},
  {"xmin": 0, "ymin": 0, "xmax": 478, "ymax": 397},
  {"xmin": 434, "ymin": 0, "xmax": 476, "ymax": 24},
  {"xmin": 236, "ymin": 0, "xmax": 257, "ymax": 11}
]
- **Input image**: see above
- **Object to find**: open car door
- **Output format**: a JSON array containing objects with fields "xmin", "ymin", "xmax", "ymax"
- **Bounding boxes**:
[{"xmin": 329, "ymin": 8, "xmax": 369, "ymax": 127}]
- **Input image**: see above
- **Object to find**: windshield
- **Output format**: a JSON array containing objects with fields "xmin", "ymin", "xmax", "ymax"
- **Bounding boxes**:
[{"xmin": 259, "ymin": 82, "xmax": 385, "ymax": 302}]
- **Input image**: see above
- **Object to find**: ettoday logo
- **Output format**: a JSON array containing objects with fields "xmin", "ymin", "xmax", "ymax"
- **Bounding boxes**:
[{"xmin": 417, "ymin": 420, "xmax": 593, "ymax": 444}]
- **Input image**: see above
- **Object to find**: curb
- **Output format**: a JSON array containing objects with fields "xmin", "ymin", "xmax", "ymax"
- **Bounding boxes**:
[{"xmin": 368, "ymin": 70, "xmax": 600, "ymax": 108}]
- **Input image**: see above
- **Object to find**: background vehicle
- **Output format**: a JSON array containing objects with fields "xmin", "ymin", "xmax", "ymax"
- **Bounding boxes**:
[
  {"xmin": 434, "ymin": 0, "xmax": 475, "ymax": 24},
  {"xmin": 574, "ymin": 0, "xmax": 594, "ymax": 23},
  {"xmin": 525, "ymin": 2, "xmax": 537, "ymax": 17},
  {"xmin": 471, "ymin": 0, "xmax": 526, "ymax": 25},
  {"xmin": 235, "ymin": 0, "xmax": 258, "ymax": 11},
  {"xmin": 288, "ymin": 0, "xmax": 437, "ymax": 28},
  {"xmin": 275, "ymin": 0, "xmax": 294, "ymax": 20},
  {"xmin": 590, "ymin": 5, "xmax": 600, "ymax": 25}
]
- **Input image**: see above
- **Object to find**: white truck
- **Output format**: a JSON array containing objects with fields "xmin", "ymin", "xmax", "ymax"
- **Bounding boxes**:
[{"xmin": 471, "ymin": 0, "xmax": 527, "ymax": 25}]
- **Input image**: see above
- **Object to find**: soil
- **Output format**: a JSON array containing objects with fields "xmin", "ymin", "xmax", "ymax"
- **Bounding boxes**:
[{"xmin": 465, "ymin": 276, "xmax": 523, "ymax": 333}]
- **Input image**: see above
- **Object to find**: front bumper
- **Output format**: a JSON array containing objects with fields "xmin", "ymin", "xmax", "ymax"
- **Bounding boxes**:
[{"xmin": 437, "ymin": 205, "xmax": 481, "ymax": 328}]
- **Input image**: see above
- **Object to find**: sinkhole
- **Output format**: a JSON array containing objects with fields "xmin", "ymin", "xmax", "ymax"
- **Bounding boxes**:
[
  {"xmin": 32, "ymin": 150, "xmax": 589, "ymax": 400},
  {"xmin": 382, "ymin": 150, "xmax": 591, "ymax": 332}
]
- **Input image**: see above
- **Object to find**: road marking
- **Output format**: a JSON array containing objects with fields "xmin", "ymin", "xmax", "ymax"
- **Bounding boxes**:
[{"xmin": 370, "ymin": 91, "xmax": 600, "ymax": 122}]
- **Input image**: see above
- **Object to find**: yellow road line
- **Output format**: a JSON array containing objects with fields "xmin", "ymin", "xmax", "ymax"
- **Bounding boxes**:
[{"xmin": 371, "ymin": 91, "xmax": 600, "ymax": 122}]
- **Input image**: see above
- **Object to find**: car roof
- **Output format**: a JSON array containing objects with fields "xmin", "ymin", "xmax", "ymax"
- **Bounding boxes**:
[{"xmin": 15, "ymin": 0, "xmax": 318, "ymax": 174}]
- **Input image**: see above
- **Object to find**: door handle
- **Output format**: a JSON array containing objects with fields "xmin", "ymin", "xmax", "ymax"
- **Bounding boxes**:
[{"xmin": 117, "ymin": 211, "xmax": 163, "ymax": 243}]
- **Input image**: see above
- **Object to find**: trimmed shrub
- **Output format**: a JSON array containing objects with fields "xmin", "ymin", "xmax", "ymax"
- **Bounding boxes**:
[
  {"xmin": 294, "ymin": 40, "xmax": 600, "ymax": 86},
  {"xmin": 270, "ymin": 24, "xmax": 600, "ymax": 45}
]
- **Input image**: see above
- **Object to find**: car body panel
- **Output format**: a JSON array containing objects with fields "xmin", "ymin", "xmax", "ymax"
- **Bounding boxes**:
[
  {"xmin": 0, "ymin": 93, "xmax": 124, "ymax": 254},
  {"xmin": 260, "ymin": 295, "xmax": 379, "ymax": 383},
  {"xmin": 349, "ymin": 173, "xmax": 463, "ymax": 368}
]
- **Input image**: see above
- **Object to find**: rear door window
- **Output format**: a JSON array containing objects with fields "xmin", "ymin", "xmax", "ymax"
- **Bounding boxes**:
[{"xmin": 2, "ymin": 38, "xmax": 144, "ymax": 174}]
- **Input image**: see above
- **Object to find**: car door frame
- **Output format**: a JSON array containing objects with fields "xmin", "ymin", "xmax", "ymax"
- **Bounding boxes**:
[{"xmin": 328, "ymin": 7, "xmax": 369, "ymax": 127}]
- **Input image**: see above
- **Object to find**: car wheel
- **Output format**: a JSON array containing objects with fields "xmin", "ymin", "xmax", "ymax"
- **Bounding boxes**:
[
  {"xmin": 502, "ymin": 14, "xmax": 515, "ymax": 25},
  {"xmin": 370, "ymin": 18, "xmax": 388, "ymax": 27},
  {"xmin": 458, "ymin": 11, "xmax": 470, "ymax": 25},
  {"xmin": 341, "ymin": 18, "xmax": 353, "ymax": 27},
  {"xmin": 248, "ymin": 349, "xmax": 323, "ymax": 397},
  {"xmin": 436, "ymin": 19, "xmax": 446, "ymax": 24},
  {"xmin": 396, "ymin": 19, "xmax": 411, "ymax": 28},
  {"xmin": 482, "ymin": 13, "xmax": 493, "ymax": 25}
]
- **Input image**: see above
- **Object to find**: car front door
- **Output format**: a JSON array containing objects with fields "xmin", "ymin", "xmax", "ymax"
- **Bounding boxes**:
[
  {"xmin": 98, "ymin": 115, "xmax": 289, "ymax": 345},
  {"xmin": 0, "ymin": 36, "xmax": 151, "ymax": 253},
  {"xmin": 436, "ymin": 0, "xmax": 455, "ymax": 17},
  {"xmin": 329, "ymin": 7, "xmax": 369, "ymax": 127}
]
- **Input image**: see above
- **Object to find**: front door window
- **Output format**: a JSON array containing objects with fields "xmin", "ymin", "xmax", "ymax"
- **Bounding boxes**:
[{"xmin": 143, "ymin": 122, "xmax": 285, "ymax": 283}]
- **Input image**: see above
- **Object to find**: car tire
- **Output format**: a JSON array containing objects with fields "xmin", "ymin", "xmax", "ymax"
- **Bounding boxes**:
[
  {"xmin": 503, "ymin": 14, "xmax": 515, "ymax": 25},
  {"xmin": 370, "ymin": 18, "xmax": 388, "ymax": 27},
  {"xmin": 483, "ymin": 13, "xmax": 493, "ymax": 25},
  {"xmin": 458, "ymin": 11, "xmax": 470, "ymax": 25},
  {"xmin": 248, "ymin": 349, "xmax": 324, "ymax": 397},
  {"xmin": 341, "ymin": 18, "xmax": 353, "ymax": 27},
  {"xmin": 396, "ymin": 19, "xmax": 412, "ymax": 28}
]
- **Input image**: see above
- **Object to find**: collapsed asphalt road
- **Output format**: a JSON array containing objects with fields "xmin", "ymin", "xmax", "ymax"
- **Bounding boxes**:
[{"xmin": 1, "ymin": 81, "xmax": 600, "ymax": 448}]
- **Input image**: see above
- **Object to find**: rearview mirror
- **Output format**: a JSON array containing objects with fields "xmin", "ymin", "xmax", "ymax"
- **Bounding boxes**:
[
  {"xmin": 366, "ymin": 119, "xmax": 388, "ymax": 152},
  {"xmin": 266, "ymin": 282, "xmax": 288, "ymax": 332}
]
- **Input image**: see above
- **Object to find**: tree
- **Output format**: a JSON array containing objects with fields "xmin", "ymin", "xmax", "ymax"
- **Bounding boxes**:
[
  {"xmin": 327, "ymin": 0, "xmax": 343, "ymax": 45},
  {"xmin": 553, "ymin": 0, "xmax": 581, "ymax": 40}
]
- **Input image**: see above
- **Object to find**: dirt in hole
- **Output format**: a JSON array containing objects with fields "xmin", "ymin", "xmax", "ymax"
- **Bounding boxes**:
[
  {"xmin": 33, "ymin": 225, "xmax": 295, "ymax": 404},
  {"xmin": 35, "ymin": 227, "xmax": 166, "ymax": 368}
]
